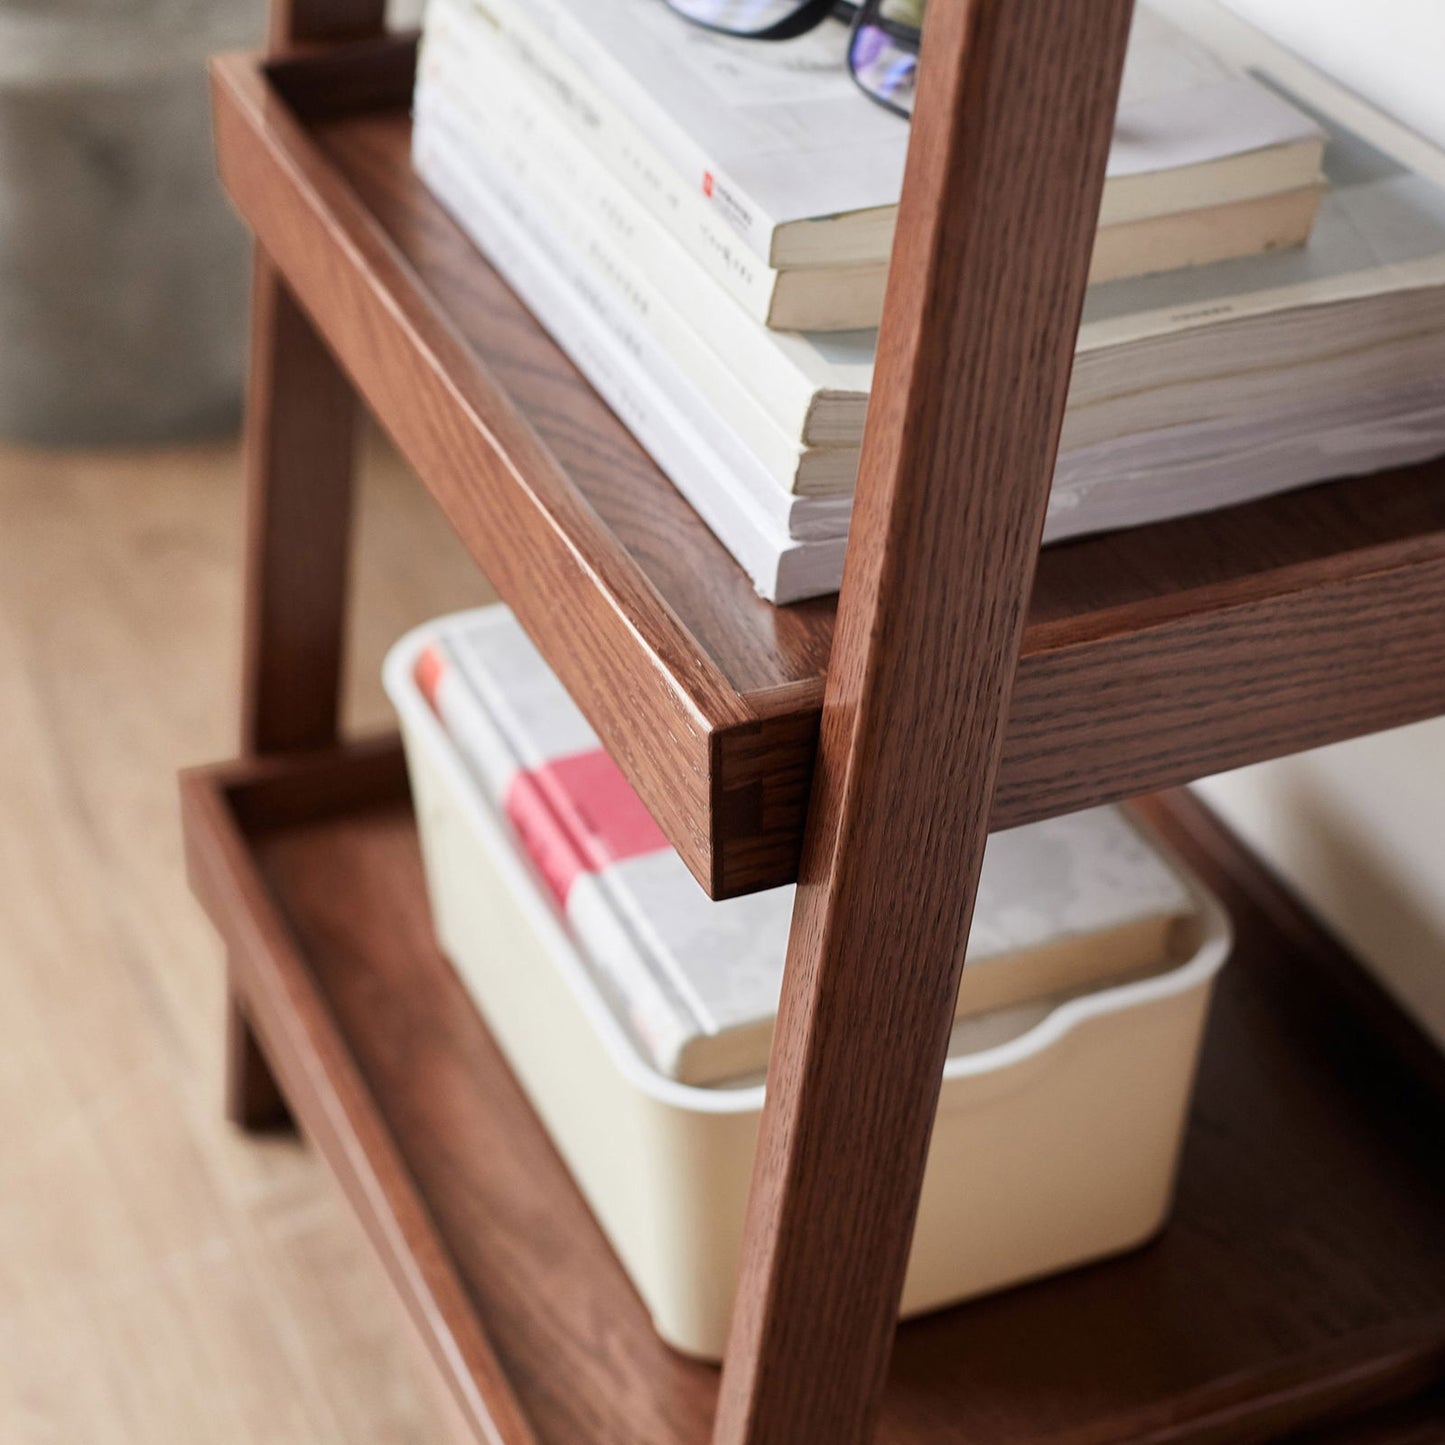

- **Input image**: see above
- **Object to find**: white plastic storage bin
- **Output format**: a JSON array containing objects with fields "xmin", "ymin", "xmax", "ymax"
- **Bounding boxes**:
[{"xmin": 386, "ymin": 627, "xmax": 1233, "ymax": 1361}]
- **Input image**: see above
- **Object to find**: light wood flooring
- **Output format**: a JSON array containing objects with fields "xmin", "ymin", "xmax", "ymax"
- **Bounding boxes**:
[{"xmin": 0, "ymin": 433, "xmax": 493, "ymax": 1443}]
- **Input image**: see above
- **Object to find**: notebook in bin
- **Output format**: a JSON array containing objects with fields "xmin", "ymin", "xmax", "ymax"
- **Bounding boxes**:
[{"xmin": 415, "ymin": 608, "xmax": 1196, "ymax": 1086}]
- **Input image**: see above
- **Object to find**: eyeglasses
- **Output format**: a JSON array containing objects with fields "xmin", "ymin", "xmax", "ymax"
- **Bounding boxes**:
[{"xmin": 663, "ymin": 0, "xmax": 923, "ymax": 118}]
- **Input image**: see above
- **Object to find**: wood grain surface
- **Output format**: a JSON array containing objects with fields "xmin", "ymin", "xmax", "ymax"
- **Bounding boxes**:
[
  {"xmin": 185, "ymin": 748, "xmax": 537, "ymax": 1445},
  {"xmin": 213, "ymin": 45, "xmax": 753, "ymax": 897},
  {"xmin": 181, "ymin": 745, "xmax": 1445, "ymax": 1445},
  {"xmin": 713, "ymin": 1, "xmax": 1136, "ymax": 1438},
  {"xmin": 233, "ymin": 255, "xmax": 364, "ymax": 1124},
  {"xmin": 239, "ymin": 261, "xmax": 358, "ymax": 759},
  {"xmin": 0, "ymin": 437, "xmax": 486, "ymax": 1444},
  {"xmin": 204, "ymin": 7, "xmax": 1445, "ymax": 1443},
  {"xmin": 211, "ymin": 41, "xmax": 1445, "ymax": 898}
]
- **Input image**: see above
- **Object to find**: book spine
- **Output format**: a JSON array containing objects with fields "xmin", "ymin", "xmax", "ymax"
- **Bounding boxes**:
[
  {"xmin": 418, "ymin": 69, "xmax": 841, "ymax": 495},
  {"xmin": 415, "ymin": 83, "xmax": 847, "ymax": 532},
  {"xmin": 424, "ymin": 0, "xmax": 788, "ymax": 330},
  {"xmin": 430, "ymin": 0, "xmax": 782, "ymax": 268},
  {"xmin": 413, "ymin": 109, "xmax": 801, "ymax": 601},
  {"xmin": 421, "ymin": 20, "xmax": 843, "ymax": 448},
  {"xmin": 423, "ymin": 639, "xmax": 700, "ymax": 1078}
]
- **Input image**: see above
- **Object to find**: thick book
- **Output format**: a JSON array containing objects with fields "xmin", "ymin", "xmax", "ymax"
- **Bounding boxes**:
[
  {"xmin": 414, "ymin": 109, "xmax": 847, "ymax": 601},
  {"xmin": 421, "ymin": 0, "xmax": 1322, "ymax": 329},
  {"xmin": 416, "ymin": 13, "xmax": 875, "ymax": 450},
  {"xmin": 415, "ymin": 89, "xmax": 1445, "ymax": 599},
  {"xmin": 417, "ymin": 606, "xmax": 1197, "ymax": 1087},
  {"xmin": 414, "ymin": 51, "xmax": 859, "ymax": 493},
  {"xmin": 446, "ymin": 0, "xmax": 1324, "ymax": 279},
  {"xmin": 416, "ymin": 5, "xmax": 1443, "ymax": 461}
]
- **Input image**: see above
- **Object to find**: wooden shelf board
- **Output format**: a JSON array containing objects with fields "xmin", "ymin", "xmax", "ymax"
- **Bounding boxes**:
[
  {"xmin": 212, "ymin": 36, "xmax": 1445, "ymax": 897},
  {"xmin": 183, "ymin": 740, "xmax": 1445, "ymax": 1445}
]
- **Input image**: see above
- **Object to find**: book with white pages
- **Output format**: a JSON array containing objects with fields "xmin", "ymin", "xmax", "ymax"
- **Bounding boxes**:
[
  {"xmin": 415, "ymin": 40, "xmax": 860, "ymax": 495},
  {"xmin": 415, "ymin": 0, "xmax": 1445, "ymax": 601},
  {"xmin": 463, "ymin": 0, "xmax": 1324, "ymax": 274},
  {"xmin": 413, "ymin": 111, "xmax": 850, "ymax": 603},
  {"xmin": 417, "ymin": 6, "xmax": 875, "ymax": 453},
  {"xmin": 416, "ymin": 85, "xmax": 1445, "ymax": 601},
  {"xmin": 1049, "ymin": 374, "xmax": 1445, "ymax": 540},
  {"xmin": 419, "ymin": 3, "xmax": 1445, "ymax": 468},
  {"xmin": 418, "ymin": 606, "xmax": 1198, "ymax": 1088},
  {"xmin": 415, "ymin": 88, "xmax": 851, "ymax": 541}
]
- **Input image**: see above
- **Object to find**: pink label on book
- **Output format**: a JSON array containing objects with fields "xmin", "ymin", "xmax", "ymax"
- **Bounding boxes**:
[
  {"xmin": 505, "ymin": 770, "xmax": 587, "ymax": 908},
  {"xmin": 415, "ymin": 645, "xmax": 446, "ymax": 709},
  {"xmin": 504, "ymin": 747, "xmax": 668, "ymax": 906}
]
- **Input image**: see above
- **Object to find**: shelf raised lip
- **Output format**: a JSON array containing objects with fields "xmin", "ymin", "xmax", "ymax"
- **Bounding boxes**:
[
  {"xmin": 213, "ymin": 35, "xmax": 1445, "ymax": 900},
  {"xmin": 182, "ymin": 742, "xmax": 1445, "ymax": 1445},
  {"xmin": 181, "ymin": 739, "xmax": 538, "ymax": 1444}
]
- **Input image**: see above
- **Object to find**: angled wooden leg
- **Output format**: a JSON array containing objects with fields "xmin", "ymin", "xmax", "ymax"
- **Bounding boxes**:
[
  {"xmin": 240, "ymin": 251, "xmax": 359, "ymax": 756},
  {"xmin": 225, "ymin": 980, "xmax": 292, "ymax": 1131},
  {"xmin": 712, "ymin": 2, "xmax": 1135, "ymax": 1442},
  {"xmin": 266, "ymin": 0, "xmax": 387, "ymax": 49},
  {"xmin": 226, "ymin": 251, "xmax": 359, "ymax": 1128}
]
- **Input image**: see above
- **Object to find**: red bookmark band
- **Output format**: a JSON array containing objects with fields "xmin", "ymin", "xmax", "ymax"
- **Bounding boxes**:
[
  {"xmin": 506, "ymin": 770, "xmax": 588, "ymax": 908},
  {"xmin": 505, "ymin": 747, "xmax": 669, "ymax": 907},
  {"xmin": 415, "ymin": 645, "xmax": 446, "ymax": 709},
  {"xmin": 419, "ymin": 647, "xmax": 667, "ymax": 904}
]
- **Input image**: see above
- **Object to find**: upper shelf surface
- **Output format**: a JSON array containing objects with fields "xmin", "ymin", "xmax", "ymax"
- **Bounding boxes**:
[{"xmin": 213, "ymin": 36, "xmax": 1445, "ymax": 896}]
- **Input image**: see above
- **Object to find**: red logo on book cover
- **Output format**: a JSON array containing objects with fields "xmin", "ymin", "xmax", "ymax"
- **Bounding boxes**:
[{"xmin": 702, "ymin": 171, "xmax": 715, "ymax": 198}]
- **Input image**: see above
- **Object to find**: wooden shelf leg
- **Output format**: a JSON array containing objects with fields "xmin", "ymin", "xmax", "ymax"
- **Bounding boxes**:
[
  {"xmin": 266, "ymin": 0, "xmax": 387, "ymax": 50},
  {"xmin": 239, "ymin": 252, "xmax": 359, "ymax": 756},
  {"xmin": 227, "ymin": 251, "xmax": 359, "ymax": 1124},
  {"xmin": 225, "ymin": 978, "xmax": 292, "ymax": 1131},
  {"xmin": 711, "ymin": 2, "xmax": 1135, "ymax": 1442}
]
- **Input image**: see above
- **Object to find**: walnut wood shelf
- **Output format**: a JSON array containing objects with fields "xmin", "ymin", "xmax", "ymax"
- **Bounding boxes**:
[
  {"xmin": 212, "ymin": 37, "xmax": 1445, "ymax": 900},
  {"xmin": 181, "ymin": 741, "xmax": 1445, "ymax": 1445}
]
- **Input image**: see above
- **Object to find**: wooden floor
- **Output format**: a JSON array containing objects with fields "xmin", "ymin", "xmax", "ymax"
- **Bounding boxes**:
[{"xmin": 0, "ymin": 433, "xmax": 491, "ymax": 1443}]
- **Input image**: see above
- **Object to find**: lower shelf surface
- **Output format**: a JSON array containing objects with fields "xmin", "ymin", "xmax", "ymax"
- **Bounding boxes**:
[{"xmin": 185, "ymin": 743, "xmax": 1445, "ymax": 1444}]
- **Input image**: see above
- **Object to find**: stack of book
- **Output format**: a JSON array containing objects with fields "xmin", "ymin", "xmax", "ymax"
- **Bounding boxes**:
[
  {"xmin": 413, "ymin": 0, "xmax": 1445, "ymax": 602},
  {"xmin": 412, "ymin": 606, "xmax": 1199, "ymax": 1086}
]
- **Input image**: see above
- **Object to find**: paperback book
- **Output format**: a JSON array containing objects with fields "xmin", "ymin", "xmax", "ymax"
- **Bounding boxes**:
[
  {"xmin": 413, "ymin": 0, "xmax": 1445, "ymax": 602},
  {"xmin": 425, "ymin": 0, "xmax": 1324, "ymax": 327},
  {"xmin": 417, "ymin": 607, "xmax": 1197, "ymax": 1087}
]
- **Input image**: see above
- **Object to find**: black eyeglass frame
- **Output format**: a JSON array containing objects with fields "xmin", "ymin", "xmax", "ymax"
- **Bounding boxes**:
[
  {"xmin": 846, "ymin": 3, "xmax": 921, "ymax": 117},
  {"xmin": 667, "ymin": 0, "xmax": 856, "ymax": 43},
  {"xmin": 662, "ymin": 0, "xmax": 920, "ymax": 118}
]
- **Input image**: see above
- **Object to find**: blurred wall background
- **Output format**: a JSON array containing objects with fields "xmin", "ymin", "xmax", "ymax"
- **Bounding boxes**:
[
  {"xmin": 0, "ymin": 0, "xmax": 423, "ymax": 446},
  {"xmin": 0, "ymin": 1, "xmax": 262, "ymax": 443}
]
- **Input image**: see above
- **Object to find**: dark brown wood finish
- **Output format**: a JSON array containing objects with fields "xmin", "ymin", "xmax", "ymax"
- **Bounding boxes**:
[
  {"xmin": 239, "ymin": 261, "xmax": 359, "ymax": 756},
  {"xmin": 185, "ymin": 742, "xmax": 539, "ymax": 1445},
  {"xmin": 206, "ymin": 2, "xmax": 1445, "ymax": 1440},
  {"xmin": 714, "ymin": 2, "xmax": 1135, "ymax": 1438},
  {"xmin": 224, "ymin": 983, "xmax": 292, "ymax": 1129},
  {"xmin": 268, "ymin": 0, "xmax": 386, "ymax": 48},
  {"xmin": 1296, "ymin": 1390, "xmax": 1445, "ymax": 1445},
  {"xmin": 232, "ymin": 247, "xmax": 363, "ymax": 1118},
  {"xmin": 230, "ymin": 0, "xmax": 386, "ymax": 1125},
  {"xmin": 210, "ymin": 43, "xmax": 1445, "ymax": 898},
  {"xmin": 213, "ymin": 46, "xmax": 753, "ymax": 899},
  {"xmin": 181, "ymin": 748, "xmax": 1445, "ymax": 1445}
]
